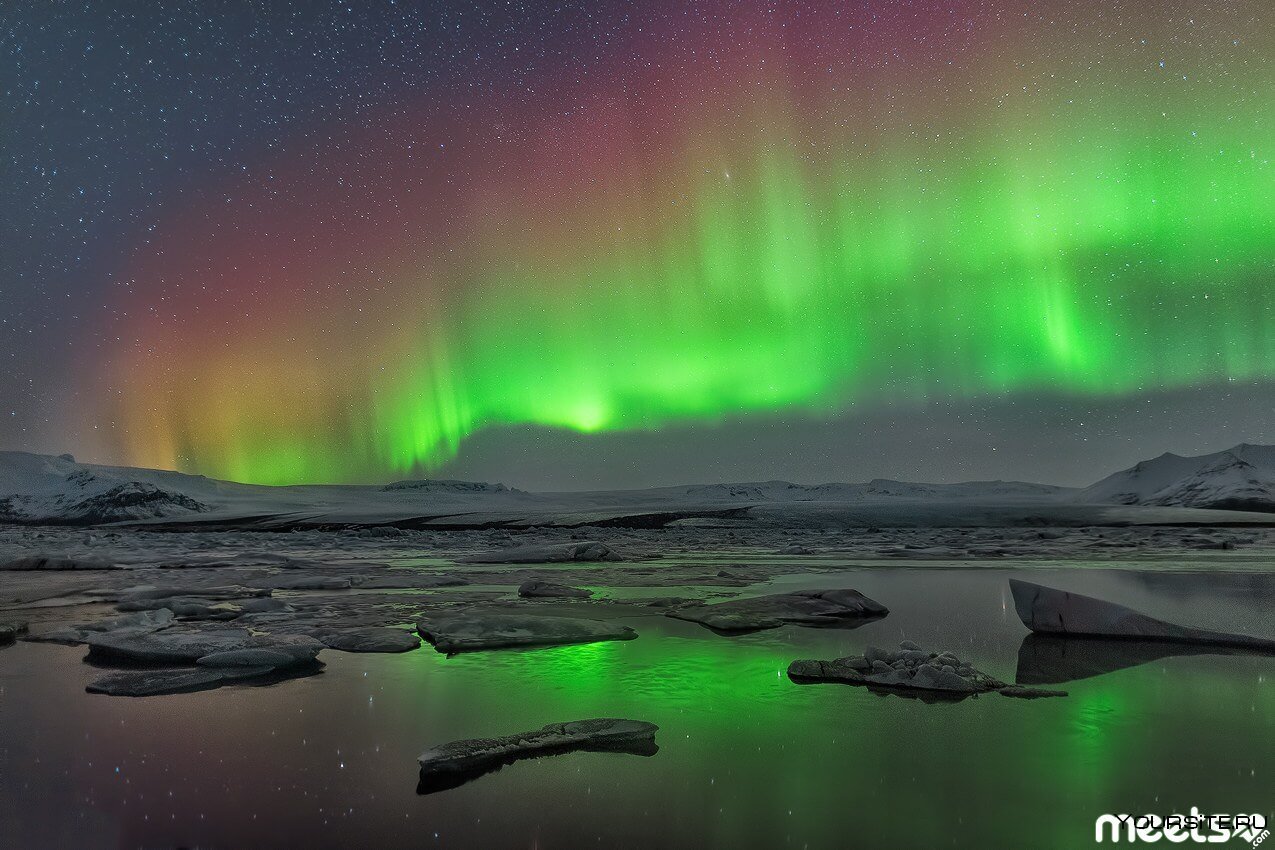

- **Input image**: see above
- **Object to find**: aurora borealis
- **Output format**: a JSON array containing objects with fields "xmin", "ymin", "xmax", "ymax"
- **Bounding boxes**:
[{"xmin": 7, "ymin": 1, "xmax": 1275, "ymax": 485}]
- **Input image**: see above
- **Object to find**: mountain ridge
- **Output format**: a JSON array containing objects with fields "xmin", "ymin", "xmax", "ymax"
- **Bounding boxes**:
[
  {"xmin": 1, "ymin": 444, "xmax": 1273, "ymax": 525},
  {"xmin": 1078, "ymin": 444, "xmax": 1275, "ymax": 512}
]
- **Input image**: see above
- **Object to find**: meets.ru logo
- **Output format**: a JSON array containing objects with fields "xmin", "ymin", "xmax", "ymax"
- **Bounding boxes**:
[{"xmin": 1095, "ymin": 809, "xmax": 1269, "ymax": 845}]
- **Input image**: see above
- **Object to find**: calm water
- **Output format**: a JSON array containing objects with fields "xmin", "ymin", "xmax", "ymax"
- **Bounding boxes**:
[{"xmin": 1, "ymin": 565, "xmax": 1273, "ymax": 849}]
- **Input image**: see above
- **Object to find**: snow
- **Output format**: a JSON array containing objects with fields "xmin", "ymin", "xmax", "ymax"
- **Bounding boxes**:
[
  {"xmin": 2, "ymin": 446, "xmax": 1275, "ymax": 527},
  {"xmin": 1077, "ymin": 444, "xmax": 1275, "ymax": 511}
]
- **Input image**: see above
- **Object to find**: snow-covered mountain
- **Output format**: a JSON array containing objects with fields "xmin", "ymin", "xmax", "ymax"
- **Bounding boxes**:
[
  {"xmin": 2, "ymin": 445, "xmax": 1274, "ymax": 526},
  {"xmin": 0, "ymin": 451, "xmax": 1071, "ymax": 526},
  {"xmin": 0, "ymin": 452, "xmax": 216, "ymax": 523},
  {"xmin": 1077, "ymin": 443, "xmax": 1275, "ymax": 512},
  {"xmin": 0, "ymin": 451, "xmax": 532, "ymax": 524}
]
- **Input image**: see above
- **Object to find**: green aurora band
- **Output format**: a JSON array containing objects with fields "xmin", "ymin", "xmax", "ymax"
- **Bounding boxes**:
[{"xmin": 102, "ymin": 9, "xmax": 1275, "ymax": 484}]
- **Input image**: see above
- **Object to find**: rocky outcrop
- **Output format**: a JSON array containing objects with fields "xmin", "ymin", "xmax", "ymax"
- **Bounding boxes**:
[
  {"xmin": 417, "ymin": 719, "xmax": 658, "ymax": 793},
  {"xmin": 1010, "ymin": 579, "xmax": 1275, "ymax": 649},
  {"xmin": 517, "ymin": 580, "xmax": 592, "ymax": 599},
  {"xmin": 61, "ymin": 482, "xmax": 209, "ymax": 523},
  {"xmin": 0, "ymin": 621, "xmax": 28, "ymax": 645},
  {"xmin": 0, "ymin": 554, "xmax": 119, "ymax": 571},
  {"xmin": 249, "ymin": 575, "xmax": 353, "ymax": 591},
  {"xmin": 459, "ymin": 541, "xmax": 620, "ymax": 564},
  {"xmin": 788, "ymin": 642, "xmax": 1066, "ymax": 700},
  {"xmin": 382, "ymin": 479, "xmax": 514, "ymax": 494},
  {"xmin": 668, "ymin": 589, "xmax": 887, "ymax": 633},
  {"xmin": 355, "ymin": 574, "xmax": 468, "ymax": 590},
  {"xmin": 118, "ymin": 585, "xmax": 271, "ymax": 602},
  {"xmin": 417, "ymin": 613, "xmax": 637, "ymax": 653}
]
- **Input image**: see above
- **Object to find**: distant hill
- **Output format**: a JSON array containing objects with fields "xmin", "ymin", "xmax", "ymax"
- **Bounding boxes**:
[
  {"xmin": 0, "ymin": 450, "xmax": 530, "ymax": 525},
  {"xmin": 654, "ymin": 479, "xmax": 1068, "ymax": 503},
  {"xmin": 2, "ymin": 444, "xmax": 1275, "ymax": 526},
  {"xmin": 1077, "ymin": 444, "xmax": 1275, "ymax": 513},
  {"xmin": 0, "ymin": 451, "xmax": 215, "ymax": 523}
]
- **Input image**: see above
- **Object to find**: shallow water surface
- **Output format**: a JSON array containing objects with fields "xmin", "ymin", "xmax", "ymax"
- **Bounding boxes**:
[{"xmin": 1, "ymin": 565, "xmax": 1272, "ymax": 848}]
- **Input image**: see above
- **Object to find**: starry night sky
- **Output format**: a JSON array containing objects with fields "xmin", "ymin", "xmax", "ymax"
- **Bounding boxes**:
[{"xmin": 4, "ymin": 1, "xmax": 1274, "ymax": 490}]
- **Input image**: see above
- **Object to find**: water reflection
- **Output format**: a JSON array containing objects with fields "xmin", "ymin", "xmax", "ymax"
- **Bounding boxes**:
[
  {"xmin": 1, "ymin": 565, "xmax": 1272, "ymax": 849},
  {"xmin": 1016, "ymin": 633, "xmax": 1272, "ymax": 685},
  {"xmin": 416, "ymin": 736, "xmax": 660, "ymax": 795}
]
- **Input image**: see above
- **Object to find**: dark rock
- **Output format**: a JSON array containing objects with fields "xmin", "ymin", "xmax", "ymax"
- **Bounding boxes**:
[
  {"xmin": 0, "ymin": 621, "xmax": 28, "ymax": 645},
  {"xmin": 120, "ymin": 585, "xmax": 271, "ymax": 602},
  {"xmin": 251, "ymin": 575, "xmax": 352, "ymax": 591},
  {"xmin": 864, "ymin": 645, "xmax": 895, "ymax": 665},
  {"xmin": 909, "ymin": 664, "xmax": 978, "ymax": 692},
  {"xmin": 459, "ymin": 541, "xmax": 620, "ymax": 564},
  {"xmin": 417, "ymin": 719, "xmax": 658, "ymax": 793},
  {"xmin": 1010, "ymin": 579, "xmax": 1275, "ymax": 649},
  {"xmin": 667, "ymin": 589, "xmax": 887, "ymax": 633},
  {"xmin": 518, "ymin": 580, "xmax": 592, "ymax": 599},
  {"xmin": 361, "ymin": 526, "xmax": 405, "ymax": 538},
  {"xmin": 789, "ymin": 641, "xmax": 1066, "ymax": 702},
  {"xmin": 998, "ymin": 685, "xmax": 1068, "ymax": 699},
  {"xmin": 383, "ymin": 479, "xmax": 512, "ymax": 494},
  {"xmin": 1, "ymin": 555, "xmax": 118, "ymax": 571},
  {"xmin": 355, "ymin": 575, "xmax": 468, "ymax": 590},
  {"xmin": 61, "ymin": 482, "xmax": 208, "ymax": 524},
  {"xmin": 418, "ymin": 613, "xmax": 637, "ymax": 653},
  {"xmin": 788, "ymin": 658, "xmax": 868, "ymax": 685},
  {"xmin": 316, "ymin": 627, "xmax": 421, "ymax": 653}
]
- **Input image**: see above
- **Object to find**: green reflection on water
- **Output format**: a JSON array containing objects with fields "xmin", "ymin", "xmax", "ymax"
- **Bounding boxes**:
[{"xmin": 405, "ymin": 617, "xmax": 1274, "ymax": 849}]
